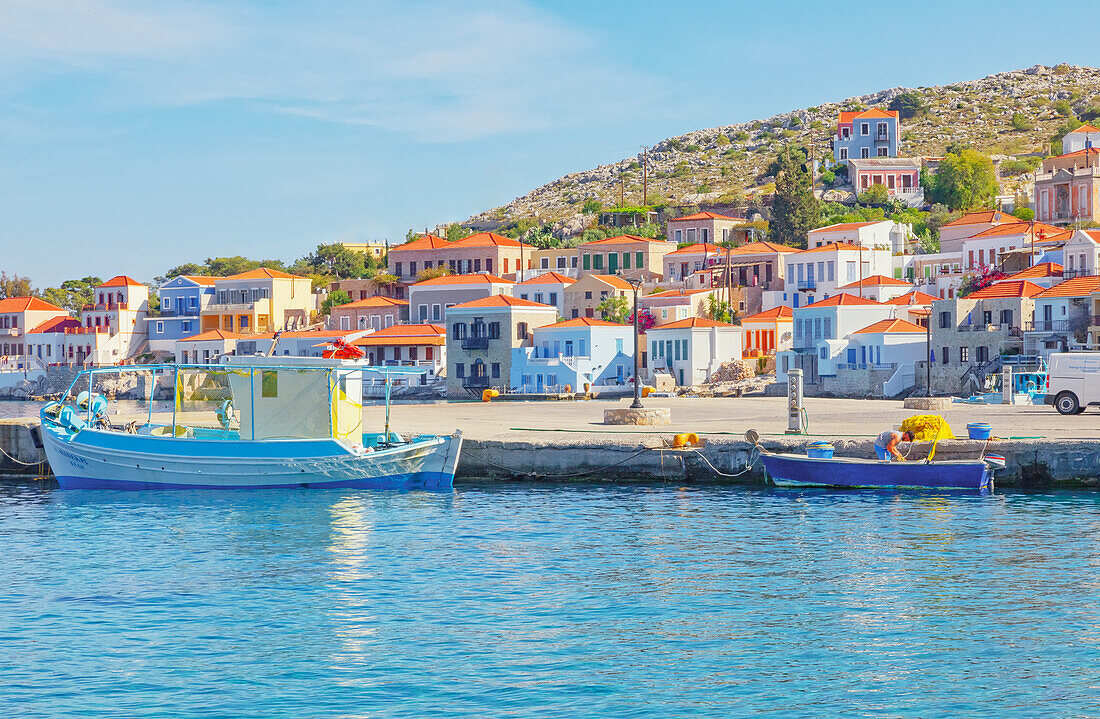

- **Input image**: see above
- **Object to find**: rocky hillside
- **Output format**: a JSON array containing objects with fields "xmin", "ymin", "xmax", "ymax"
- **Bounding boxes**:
[{"xmin": 468, "ymin": 64, "xmax": 1100, "ymax": 233}]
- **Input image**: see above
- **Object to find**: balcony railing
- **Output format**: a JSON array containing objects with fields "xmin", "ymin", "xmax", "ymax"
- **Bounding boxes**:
[
  {"xmin": 874, "ymin": 133, "xmax": 890, "ymax": 142},
  {"xmin": 82, "ymin": 302, "xmax": 129, "ymax": 311},
  {"xmin": 1025, "ymin": 320, "xmax": 1071, "ymax": 332},
  {"xmin": 460, "ymin": 336, "xmax": 490, "ymax": 351},
  {"xmin": 462, "ymin": 375, "xmax": 491, "ymax": 389},
  {"xmin": 797, "ymin": 280, "xmax": 817, "ymax": 291},
  {"xmin": 207, "ymin": 302, "xmax": 256, "ymax": 312},
  {"xmin": 1062, "ymin": 269, "xmax": 1092, "ymax": 280},
  {"xmin": 0, "ymin": 328, "xmax": 18, "ymax": 337}
]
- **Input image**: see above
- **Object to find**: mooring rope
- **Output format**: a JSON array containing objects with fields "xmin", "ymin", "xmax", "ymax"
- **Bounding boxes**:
[
  {"xmin": 0, "ymin": 444, "xmax": 44, "ymax": 467},
  {"xmin": 682, "ymin": 444, "xmax": 762, "ymax": 478}
]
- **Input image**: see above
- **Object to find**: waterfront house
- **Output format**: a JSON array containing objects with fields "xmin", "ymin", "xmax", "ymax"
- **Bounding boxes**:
[
  {"xmin": 777, "ymin": 294, "xmax": 894, "ymax": 385},
  {"xmin": 22, "ymin": 316, "xmax": 82, "ymax": 368},
  {"xmin": 444, "ymin": 295, "xmax": 557, "ymax": 397},
  {"xmin": 1025, "ymin": 275, "xmax": 1100, "ymax": 356},
  {"xmin": 0, "ymin": 297, "xmax": 69, "ymax": 369},
  {"xmin": 927, "ymin": 280, "xmax": 1044, "ymax": 392},
  {"xmin": 782, "ymin": 243, "xmax": 893, "ymax": 308},
  {"xmin": 886, "ymin": 289, "xmax": 938, "ymax": 324},
  {"xmin": 149, "ymin": 275, "xmax": 220, "ymax": 353},
  {"xmin": 739, "ymin": 305, "xmax": 793, "ymax": 356},
  {"xmin": 77, "ymin": 276, "xmax": 151, "ymax": 365},
  {"xmin": 835, "ymin": 274, "xmax": 914, "ymax": 302},
  {"xmin": 820, "ymin": 318, "xmax": 927, "ymax": 397},
  {"xmin": 638, "ymin": 288, "xmax": 716, "ymax": 326},
  {"xmin": 330, "ymin": 296, "xmax": 408, "ymax": 331},
  {"xmin": 1035, "ymin": 147, "xmax": 1100, "ymax": 226},
  {"xmin": 577, "ymin": 235, "xmax": 672, "ymax": 281},
  {"xmin": 515, "ymin": 272, "xmax": 573, "ymax": 316},
  {"xmin": 939, "ymin": 211, "xmax": 1026, "ymax": 255},
  {"xmin": 389, "ymin": 233, "xmax": 535, "ymax": 286},
  {"xmin": 202, "ymin": 268, "xmax": 313, "ymax": 335},
  {"xmin": 1060, "ymin": 229, "xmax": 1100, "ymax": 278},
  {"xmin": 807, "ymin": 220, "xmax": 912, "ymax": 254},
  {"xmin": 510, "ymin": 318, "xmax": 635, "ymax": 393},
  {"xmin": 176, "ymin": 329, "xmax": 240, "ymax": 364},
  {"xmin": 646, "ymin": 317, "xmax": 743, "ymax": 387},
  {"xmin": 564, "ymin": 274, "xmax": 633, "ymax": 319},
  {"xmin": 666, "ymin": 211, "xmax": 746, "ymax": 246},
  {"xmin": 833, "ymin": 108, "xmax": 900, "ymax": 163},
  {"xmin": 352, "ymin": 324, "xmax": 446, "ymax": 382},
  {"xmin": 408, "ymin": 273, "xmax": 514, "ymax": 324},
  {"xmin": 847, "ymin": 158, "xmax": 924, "ymax": 207}
]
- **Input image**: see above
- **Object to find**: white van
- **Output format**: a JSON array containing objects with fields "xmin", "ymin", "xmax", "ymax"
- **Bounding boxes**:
[{"xmin": 1043, "ymin": 353, "xmax": 1100, "ymax": 415}]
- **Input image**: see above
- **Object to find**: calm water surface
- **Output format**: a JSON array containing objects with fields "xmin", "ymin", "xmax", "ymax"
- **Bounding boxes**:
[{"xmin": 2, "ymin": 481, "xmax": 1100, "ymax": 718}]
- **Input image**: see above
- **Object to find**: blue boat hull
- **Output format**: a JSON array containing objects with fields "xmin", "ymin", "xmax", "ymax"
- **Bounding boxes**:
[
  {"xmin": 761, "ymin": 452, "xmax": 991, "ymax": 491},
  {"xmin": 53, "ymin": 471, "xmax": 453, "ymax": 491}
]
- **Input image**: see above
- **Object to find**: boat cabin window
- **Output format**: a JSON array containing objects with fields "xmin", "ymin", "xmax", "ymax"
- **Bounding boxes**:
[{"xmin": 262, "ymin": 371, "xmax": 278, "ymax": 398}]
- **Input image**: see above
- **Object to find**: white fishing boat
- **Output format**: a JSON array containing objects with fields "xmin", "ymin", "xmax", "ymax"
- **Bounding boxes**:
[{"xmin": 39, "ymin": 362, "xmax": 462, "ymax": 490}]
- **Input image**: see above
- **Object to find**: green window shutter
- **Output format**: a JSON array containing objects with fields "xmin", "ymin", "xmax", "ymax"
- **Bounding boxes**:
[
  {"xmin": 623, "ymin": 252, "xmax": 631, "ymax": 269},
  {"xmin": 636, "ymin": 252, "xmax": 644, "ymax": 268},
  {"xmin": 583, "ymin": 254, "xmax": 591, "ymax": 270},
  {"xmin": 594, "ymin": 254, "xmax": 603, "ymax": 270}
]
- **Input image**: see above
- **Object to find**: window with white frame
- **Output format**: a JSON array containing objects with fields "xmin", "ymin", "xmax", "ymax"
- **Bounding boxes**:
[
  {"xmin": 839, "ymin": 148, "xmax": 848, "ymax": 160},
  {"xmin": 861, "ymin": 147, "xmax": 870, "ymax": 159},
  {"xmin": 860, "ymin": 123, "xmax": 869, "ymax": 135}
]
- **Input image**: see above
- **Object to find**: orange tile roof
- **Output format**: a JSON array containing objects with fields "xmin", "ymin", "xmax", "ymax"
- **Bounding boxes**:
[
  {"xmin": 803, "ymin": 293, "xmax": 885, "ymax": 308},
  {"xmin": 413, "ymin": 273, "xmax": 513, "ymax": 286},
  {"xmin": 854, "ymin": 318, "xmax": 926, "ymax": 334},
  {"xmin": 448, "ymin": 295, "xmax": 556, "ymax": 310},
  {"xmin": 839, "ymin": 108, "xmax": 898, "ymax": 123},
  {"xmin": 539, "ymin": 318, "xmax": 628, "ymax": 329},
  {"xmin": 1086, "ymin": 229, "xmax": 1100, "ymax": 242},
  {"xmin": 580, "ymin": 234, "xmax": 659, "ymax": 246},
  {"xmin": 339, "ymin": 296, "xmax": 408, "ymax": 309},
  {"xmin": 180, "ymin": 329, "xmax": 242, "ymax": 341},
  {"xmin": 26, "ymin": 316, "xmax": 81, "ymax": 334},
  {"xmin": 647, "ymin": 317, "xmax": 739, "ymax": 330},
  {"xmin": 0, "ymin": 296, "xmax": 66, "ymax": 313},
  {"xmin": 99, "ymin": 275, "xmax": 144, "ymax": 288},
  {"xmin": 589, "ymin": 274, "xmax": 635, "ymax": 290},
  {"xmin": 728, "ymin": 241, "xmax": 800, "ymax": 254},
  {"xmin": 1034, "ymin": 276, "xmax": 1100, "ymax": 298},
  {"xmin": 352, "ymin": 324, "xmax": 446, "ymax": 346},
  {"xmin": 224, "ymin": 267, "xmax": 304, "ymax": 280},
  {"xmin": 451, "ymin": 232, "xmax": 532, "ymax": 249},
  {"xmin": 668, "ymin": 211, "xmax": 745, "ymax": 222},
  {"xmin": 966, "ymin": 280, "xmax": 1045, "ymax": 299},
  {"xmin": 740, "ymin": 305, "xmax": 794, "ymax": 322},
  {"xmin": 178, "ymin": 274, "xmax": 221, "ymax": 285},
  {"xmin": 1068, "ymin": 123, "xmax": 1100, "ymax": 134},
  {"xmin": 1003, "ymin": 263, "xmax": 1063, "ymax": 281},
  {"xmin": 941, "ymin": 211, "xmax": 1024, "ymax": 228},
  {"xmin": 1050, "ymin": 147, "xmax": 1100, "ymax": 161},
  {"xmin": 274, "ymin": 329, "xmax": 350, "ymax": 338},
  {"xmin": 518, "ymin": 271, "xmax": 575, "ymax": 285},
  {"xmin": 797, "ymin": 242, "xmax": 866, "ymax": 254},
  {"xmin": 809, "ymin": 221, "xmax": 880, "ymax": 233},
  {"xmin": 837, "ymin": 274, "xmax": 912, "ymax": 289},
  {"xmin": 886, "ymin": 290, "xmax": 938, "ymax": 305},
  {"xmin": 968, "ymin": 221, "xmax": 1062, "ymax": 239},
  {"xmin": 666, "ymin": 242, "xmax": 723, "ymax": 256},
  {"xmin": 644, "ymin": 289, "xmax": 711, "ymax": 299},
  {"xmin": 390, "ymin": 234, "xmax": 450, "ymax": 252}
]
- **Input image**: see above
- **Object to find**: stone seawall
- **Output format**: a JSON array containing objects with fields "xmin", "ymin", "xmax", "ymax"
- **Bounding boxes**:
[{"xmin": 4, "ymin": 417, "xmax": 1099, "ymax": 487}]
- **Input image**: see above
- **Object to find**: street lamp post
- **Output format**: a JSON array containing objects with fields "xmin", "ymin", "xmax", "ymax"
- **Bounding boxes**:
[{"xmin": 631, "ymin": 280, "xmax": 644, "ymax": 409}]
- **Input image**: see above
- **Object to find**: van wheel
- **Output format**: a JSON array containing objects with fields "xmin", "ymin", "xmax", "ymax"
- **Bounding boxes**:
[{"xmin": 1055, "ymin": 391, "xmax": 1080, "ymax": 415}]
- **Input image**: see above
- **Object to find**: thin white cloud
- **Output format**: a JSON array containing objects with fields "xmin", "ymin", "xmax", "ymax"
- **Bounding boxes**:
[{"xmin": 0, "ymin": 0, "xmax": 662, "ymax": 142}]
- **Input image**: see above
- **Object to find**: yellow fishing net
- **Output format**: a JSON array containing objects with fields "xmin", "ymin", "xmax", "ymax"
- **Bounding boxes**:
[{"xmin": 900, "ymin": 414, "xmax": 955, "ymax": 441}]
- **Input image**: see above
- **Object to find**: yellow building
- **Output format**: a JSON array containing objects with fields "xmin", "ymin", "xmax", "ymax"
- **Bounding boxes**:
[
  {"xmin": 202, "ymin": 268, "xmax": 315, "ymax": 334},
  {"xmin": 340, "ymin": 240, "xmax": 388, "ymax": 261}
]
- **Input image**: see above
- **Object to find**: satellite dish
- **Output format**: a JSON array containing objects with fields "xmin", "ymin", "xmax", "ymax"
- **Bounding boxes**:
[{"xmin": 745, "ymin": 429, "xmax": 760, "ymax": 445}]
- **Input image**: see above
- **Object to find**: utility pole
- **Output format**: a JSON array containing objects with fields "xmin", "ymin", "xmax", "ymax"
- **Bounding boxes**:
[
  {"xmin": 620, "ymin": 166, "xmax": 625, "ymax": 208},
  {"xmin": 630, "ymin": 280, "xmax": 644, "ymax": 409},
  {"xmin": 642, "ymin": 146, "xmax": 648, "ymax": 206}
]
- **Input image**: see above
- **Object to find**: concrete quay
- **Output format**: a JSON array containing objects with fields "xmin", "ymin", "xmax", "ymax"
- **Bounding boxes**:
[{"xmin": 3, "ymin": 396, "xmax": 1099, "ymax": 485}]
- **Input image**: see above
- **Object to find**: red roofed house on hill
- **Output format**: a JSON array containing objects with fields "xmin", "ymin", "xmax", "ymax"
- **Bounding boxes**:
[
  {"xmin": 565, "ymin": 274, "xmax": 633, "ymax": 320},
  {"xmin": 407, "ymin": 273, "xmax": 514, "ymax": 324},
  {"xmin": 782, "ymin": 243, "xmax": 892, "ymax": 309},
  {"xmin": 1035, "ymin": 142, "xmax": 1100, "ymax": 226},
  {"xmin": 387, "ymin": 233, "xmax": 536, "ymax": 289},
  {"xmin": 928, "ymin": 281, "xmax": 1045, "ymax": 392},
  {"xmin": 807, "ymin": 220, "xmax": 914, "ymax": 254},
  {"xmin": 0, "ymin": 297, "xmax": 69, "ymax": 370},
  {"xmin": 444, "ymin": 295, "xmax": 558, "ymax": 397},
  {"xmin": 329, "ymin": 296, "xmax": 409, "ymax": 332},
  {"xmin": 833, "ymin": 108, "xmax": 900, "ymax": 163},
  {"xmin": 577, "ymin": 235, "xmax": 673, "ymax": 282},
  {"xmin": 1060, "ymin": 229, "xmax": 1100, "ymax": 279},
  {"xmin": 666, "ymin": 211, "xmax": 748, "ymax": 247},
  {"xmin": 515, "ymin": 272, "xmax": 573, "ymax": 316}
]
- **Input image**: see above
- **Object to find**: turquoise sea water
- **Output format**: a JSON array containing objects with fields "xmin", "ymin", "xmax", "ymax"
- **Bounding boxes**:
[{"xmin": 3, "ymin": 482, "xmax": 1100, "ymax": 718}]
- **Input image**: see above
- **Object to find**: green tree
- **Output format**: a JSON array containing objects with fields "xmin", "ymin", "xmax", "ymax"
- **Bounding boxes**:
[
  {"xmin": 417, "ymin": 266, "xmax": 452, "ymax": 282},
  {"xmin": 299, "ymin": 243, "xmax": 365, "ymax": 279},
  {"xmin": 1010, "ymin": 113, "xmax": 1034, "ymax": 131},
  {"xmin": 444, "ymin": 224, "xmax": 473, "ymax": 243},
  {"xmin": 321, "ymin": 289, "xmax": 351, "ymax": 315},
  {"xmin": 888, "ymin": 92, "xmax": 928, "ymax": 119},
  {"xmin": 923, "ymin": 148, "xmax": 999, "ymax": 211},
  {"xmin": 706, "ymin": 294, "xmax": 733, "ymax": 323},
  {"xmin": 0, "ymin": 271, "xmax": 32, "ymax": 299},
  {"xmin": 37, "ymin": 276, "xmax": 102, "ymax": 313},
  {"xmin": 596, "ymin": 295, "xmax": 630, "ymax": 323},
  {"xmin": 1012, "ymin": 207, "xmax": 1035, "ymax": 221},
  {"xmin": 1050, "ymin": 118, "xmax": 1084, "ymax": 155},
  {"xmin": 581, "ymin": 197, "xmax": 601, "ymax": 214},
  {"xmin": 859, "ymin": 184, "xmax": 890, "ymax": 205},
  {"xmin": 769, "ymin": 146, "xmax": 819, "ymax": 248},
  {"xmin": 165, "ymin": 262, "xmax": 204, "ymax": 278}
]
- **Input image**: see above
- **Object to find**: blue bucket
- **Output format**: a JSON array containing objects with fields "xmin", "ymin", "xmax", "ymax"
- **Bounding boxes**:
[
  {"xmin": 806, "ymin": 441, "xmax": 834, "ymax": 459},
  {"xmin": 966, "ymin": 422, "xmax": 992, "ymax": 440}
]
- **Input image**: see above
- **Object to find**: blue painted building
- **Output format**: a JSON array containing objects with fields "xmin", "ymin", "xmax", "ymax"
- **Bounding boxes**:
[
  {"xmin": 510, "ymin": 318, "xmax": 635, "ymax": 392},
  {"xmin": 149, "ymin": 275, "xmax": 219, "ymax": 352},
  {"xmin": 833, "ymin": 109, "xmax": 900, "ymax": 163}
]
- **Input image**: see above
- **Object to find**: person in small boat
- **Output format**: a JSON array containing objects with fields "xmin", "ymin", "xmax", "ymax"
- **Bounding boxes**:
[{"xmin": 874, "ymin": 429, "xmax": 914, "ymax": 461}]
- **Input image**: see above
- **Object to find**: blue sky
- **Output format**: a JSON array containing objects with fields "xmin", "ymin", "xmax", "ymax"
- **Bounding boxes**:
[{"xmin": 3, "ymin": 0, "xmax": 1099, "ymax": 286}]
